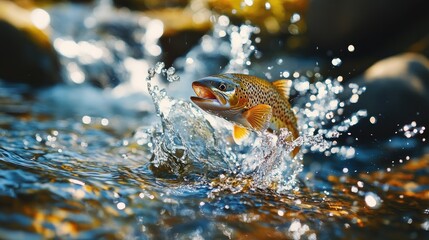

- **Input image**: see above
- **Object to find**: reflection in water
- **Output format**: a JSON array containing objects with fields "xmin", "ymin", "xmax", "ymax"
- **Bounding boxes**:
[{"xmin": 0, "ymin": 0, "xmax": 428, "ymax": 239}]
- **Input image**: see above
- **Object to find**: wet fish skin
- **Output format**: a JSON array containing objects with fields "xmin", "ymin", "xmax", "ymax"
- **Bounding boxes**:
[{"xmin": 191, "ymin": 73, "xmax": 299, "ymax": 156}]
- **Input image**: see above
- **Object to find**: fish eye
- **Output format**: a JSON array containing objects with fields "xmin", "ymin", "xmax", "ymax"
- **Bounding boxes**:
[{"xmin": 219, "ymin": 84, "xmax": 227, "ymax": 91}]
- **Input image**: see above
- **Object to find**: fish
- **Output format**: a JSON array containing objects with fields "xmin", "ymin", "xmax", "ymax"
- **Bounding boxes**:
[{"xmin": 190, "ymin": 73, "xmax": 300, "ymax": 157}]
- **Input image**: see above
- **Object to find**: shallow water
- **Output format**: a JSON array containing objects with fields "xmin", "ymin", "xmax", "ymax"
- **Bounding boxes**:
[
  {"xmin": 1, "ymin": 1, "xmax": 429, "ymax": 240},
  {"xmin": 1, "ymin": 66, "xmax": 428, "ymax": 239}
]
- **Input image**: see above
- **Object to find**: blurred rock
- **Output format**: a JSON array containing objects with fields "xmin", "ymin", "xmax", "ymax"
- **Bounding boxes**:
[
  {"xmin": 208, "ymin": 0, "xmax": 308, "ymax": 35},
  {"xmin": 342, "ymin": 53, "xmax": 429, "ymax": 145},
  {"xmin": 144, "ymin": 7, "xmax": 211, "ymax": 67},
  {"xmin": 113, "ymin": 0, "xmax": 190, "ymax": 11},
  {"xmin": 10, "ymin": 0, "xmax": 94, "ymax": 9},
  {"xmin": 0, "ymin": 1, "xmax": 61, "ymax": 87},
  {"xmin": 307, "ymin": 0, "xmax": 428, "ymax": 51},
  {"xmin": 307, "ymin": 0, "xmax": 429, "ymax": 78}
]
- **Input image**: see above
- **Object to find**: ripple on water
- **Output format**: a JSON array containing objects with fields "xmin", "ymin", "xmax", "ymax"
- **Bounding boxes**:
[{"xmin": 1, "ymin": 2, "xmax": 428, "ymax": 238}]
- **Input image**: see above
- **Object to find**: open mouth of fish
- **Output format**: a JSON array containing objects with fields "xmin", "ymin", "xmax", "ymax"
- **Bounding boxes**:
[{"xmin": 190, "ymin": 82, "xmax": 221, "ymax": 104}]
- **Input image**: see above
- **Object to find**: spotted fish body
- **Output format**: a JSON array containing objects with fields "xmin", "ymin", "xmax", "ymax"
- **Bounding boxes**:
[
  {"xmin": 191, "ymin": 73, "xmax": 299, "ymax": 156},
  {"xmin": 232, "ymin": 74, "xmax": 298, "ymax": 138}
]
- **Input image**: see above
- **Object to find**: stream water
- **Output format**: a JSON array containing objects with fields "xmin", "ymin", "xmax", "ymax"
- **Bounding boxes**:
[{"xmin": 0, "ymin": 1, "xmax": 428, "ymax": 239}]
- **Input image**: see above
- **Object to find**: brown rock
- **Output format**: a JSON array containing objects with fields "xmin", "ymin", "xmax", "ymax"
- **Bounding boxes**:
[
  {"xmin": 0, "ymin": 1, "xmax": 61, "ymax": 87},
  {"xmin": 342, "ymin": 53, "xmax": 429, "ymax": 143}
]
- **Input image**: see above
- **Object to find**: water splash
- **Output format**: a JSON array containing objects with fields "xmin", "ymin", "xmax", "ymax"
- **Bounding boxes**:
[
  {"xmin": 293, "ymin": 77, "xmax": 367, "ymax": 158},
  {"xmin": 137, "ymin": 62, "xmax": 351, "ymax": 192},
  {"xmin": 400, "ymin": 121, "xmax": 426, "ymax": 139},
  {"xmin": 49, "ymin": 0, "xmax": 161, "ymax": 88},
  {"xmin": 169, "ymin": 16, "xmax": 259, "ymax": 99},
  {"xmin": 135, "ymin": 19, "xmax": 368, "ymax": 193}
]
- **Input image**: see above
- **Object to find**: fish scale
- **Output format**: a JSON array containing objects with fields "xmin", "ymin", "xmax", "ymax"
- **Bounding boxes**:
[
  {"xmin": 191, "ymin": 73, "xmax": 299, "ymax": 156},
  {"xmin": 229, "ymin": 74, "xmax": 298, "ymax": 139}
]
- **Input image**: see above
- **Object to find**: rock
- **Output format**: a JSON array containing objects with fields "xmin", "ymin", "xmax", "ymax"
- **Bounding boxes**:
[
  {"xmin": 307, "ymin": 0, "xmax": 429, "ymax": 78},
  {"xmin": 0, "ymin": 1, "xmax": 61, "ymax": 87},
  {"xmin": 307, "ymin": 0, "xmax": 428, "ymax": 52},
  {"xmin": 113, "ymin": 0, "xmax": 190, "ymax": 11},
  {"xmin": 144, "ymin": 8, "xmax": 211, "ymax": 67},
  {"xmin": 340, "ymin": 53, "xmax": 429, "ymax": 160},
  {"xmin": 208, "ymin": 0, "xmax": 307, "ymax": 35}
]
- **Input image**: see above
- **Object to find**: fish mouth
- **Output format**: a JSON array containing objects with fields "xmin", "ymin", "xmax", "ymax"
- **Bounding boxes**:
[
  {"xmin": 191, "ymin": 82, "xmax": 218, "ymax": 101},
  {"xmin": 191, "ymin": 82, "xmax": 226, "ymax": 106}
]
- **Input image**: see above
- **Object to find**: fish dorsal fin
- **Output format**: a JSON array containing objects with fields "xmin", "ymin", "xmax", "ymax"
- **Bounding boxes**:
[
  {"xmin": 233, "ymin": 125, "xmax": 250, "ymax": 144},
  {"xmin": 272, "ymin": 79, "xmax": 292, "ymax": 100},
  {"xmin": 243, "ymin": 104, "xmax": 272, "ymax": 131}
]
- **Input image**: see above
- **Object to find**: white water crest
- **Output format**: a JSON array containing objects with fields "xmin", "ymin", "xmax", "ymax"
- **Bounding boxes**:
[
  {"xmin": 134, "ymin": 18, "xmax": 367, "ymax": 192},
  {"xmin": 136, "ymin": 60, "xmax": 366, "ymax": 192}
]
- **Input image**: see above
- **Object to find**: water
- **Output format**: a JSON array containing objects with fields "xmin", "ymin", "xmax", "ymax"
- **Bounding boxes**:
[{"xmin": 1, "ymin": 1, "xmax": 429, "ymax": 239}]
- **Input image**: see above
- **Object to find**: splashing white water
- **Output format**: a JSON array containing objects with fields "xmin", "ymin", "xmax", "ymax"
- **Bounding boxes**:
[
  {"xmin": 138, "ymin": 61, "xmax": 352, "ymax": 192},
  {"xmin": 135, "ymin": 19, "xmax": 368, "ymax": 192}
]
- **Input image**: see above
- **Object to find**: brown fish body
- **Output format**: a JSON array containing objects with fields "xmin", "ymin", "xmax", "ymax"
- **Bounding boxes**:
[
  {"xmin": 191, "ymin": 73, "xmax": 299, "ymax": 156},
  {"xmin": 231, "ymin": 74, "xmax": 299, "ymax": 141}
]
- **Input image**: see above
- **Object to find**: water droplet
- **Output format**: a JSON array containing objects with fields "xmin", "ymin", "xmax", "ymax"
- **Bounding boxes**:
[
  {"xmin": 281, "ymin": 71, "xmax": 290, "ymax": 78},
  {"xmin": 31, "ymin": 8, "xmax": 51, "ymax": 30},
  {"xmin": 186, "ymin": 57, "xmax": 194, "ymax": 65},
  {"xmin": 218, "ymin": 15, "xmax": 230, "ymax": 27},
  {"xmin": 290, "ymin": 13, "xmax": 301, "ymax": 23},
  {"xmin": 148, "ymin": 67, "xmax": 155, "ymax": 78},
  {"xmin": 155, "ymin": 62, "xmax": 165, "ymax": 74},
  {"xmin": 117, "ymin": 202, "xmax": 126, "ymax": 210},
  {"xmin": 35, "ymin": 134, "xmax": 43, "ymax": 142},
  {"xmin": 167, "ymin": 75, "xmax": 180, "ymax": 82},
  {"xmin": 244, "ymin": 0, "xmax": 253, "ymax": 7},
  {"xmin": 325, "ymin": 112, "xmax": 334, "ymax": 120},
  {"xmin": 82, "ymin": 115, "xmax": 91, "ymax": 124},
  {"xmin": 293, "ymin": 72, "xmax": 300, "ymax": 78},
  {"xmin": 364, "ymin": 192, "xmax": 381, "ymax": 209},
  {"xmin": 166, "ymin": 67, "xmax": 175, "ymax": 76},
  {"xmin": 101, "ymin": 118, "xmax": 109, "ymax": 126},
  {"xmin": 350, "ymin": 94, "xmax": 359, "ymax": 103},
  {"xmin": 331, "ymin": 58, "xmax": 342, "ymax": 66}
]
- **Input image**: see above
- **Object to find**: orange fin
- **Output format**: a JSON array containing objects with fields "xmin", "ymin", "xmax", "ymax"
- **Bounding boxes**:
[
  {"xmin": 233, "ymin": 125, "xmax": 250, "ymax": 144},
  {"xmin": 243, "ymin": 104, "xmax": 272, "ymax": 131},
  {"xmin": 272, "ymin": 79, "xmax": 292, "ymax": 100}
]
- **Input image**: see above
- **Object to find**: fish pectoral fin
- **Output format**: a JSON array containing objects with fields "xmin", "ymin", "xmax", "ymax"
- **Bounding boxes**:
[
  {"xmin": 243, "ymin": 104, "xmax": 272, "ymax": 131},
  {"xmin": 272, "ymin": 79, "xmax": 292, "ymax": 100},
  {"xmin": 233, "ymin": 125, "xmax": 250, "ymax": 144}
]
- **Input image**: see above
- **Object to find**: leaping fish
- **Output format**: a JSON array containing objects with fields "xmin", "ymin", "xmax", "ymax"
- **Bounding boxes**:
[{"xmin": 190, "ymin": 73, "xmax": 300, "ymax": 157}]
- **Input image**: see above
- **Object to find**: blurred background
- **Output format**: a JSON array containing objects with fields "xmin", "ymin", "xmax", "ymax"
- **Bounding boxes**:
[
  {"xmin": 1, "ymin": 1, "xmax": 429, "ymax": 239},
  {"xmin": 1, "ymin": 0, "xmax": 428, "ymax": 162},
  {"xmin": 1, "ymin": 0, "xmax": 428, "ymax": 82}
]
